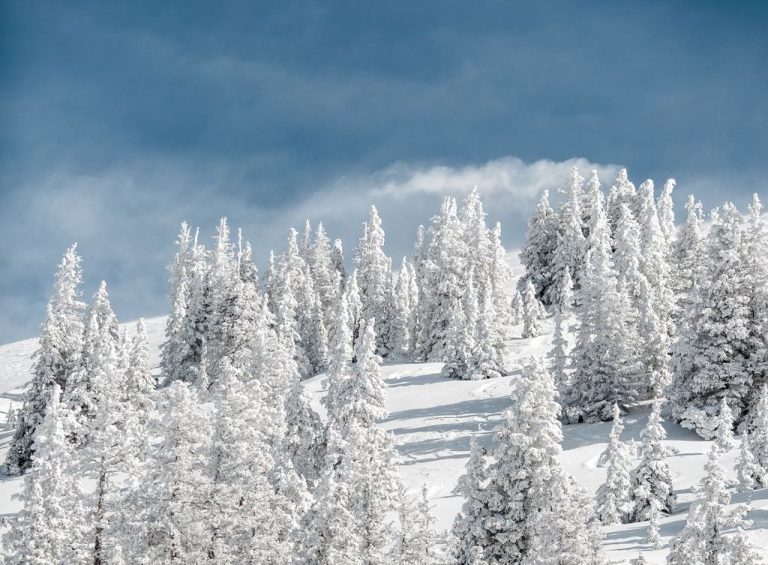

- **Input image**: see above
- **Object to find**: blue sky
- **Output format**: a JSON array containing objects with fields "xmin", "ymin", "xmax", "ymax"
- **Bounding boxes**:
[{"xmin": 1, "ymin": 0, "xmax": 767, "ymax": 342}]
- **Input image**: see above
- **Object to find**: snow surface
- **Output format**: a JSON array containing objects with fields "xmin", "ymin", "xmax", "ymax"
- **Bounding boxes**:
[{"xmin": 1, "ymin": 315, "xmax": 767, "ymax": 564}]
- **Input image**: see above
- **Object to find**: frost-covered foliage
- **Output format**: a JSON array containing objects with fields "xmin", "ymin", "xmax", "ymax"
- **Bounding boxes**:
[
  {"xmin": 453, "ymin": 358, "xmax": 603, "ymax": 564},
  {"xmin": 595, "ymin": 404, "xmax": 633, "ymax": 525}
]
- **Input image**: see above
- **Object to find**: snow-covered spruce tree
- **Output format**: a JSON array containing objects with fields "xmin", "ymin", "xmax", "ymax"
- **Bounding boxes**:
[
  {"xmin": 466, "ymin": 287, "xmax": 506, "ymax": 380},
  {"xmin": 331, "ymin": 238, "xmax": 346, "ymax": 281},
  {"xmin": 606, "ymin": 168, "xmax": 637, "ymax": 238},
  {"xmin": 308, "ymin": 222, "xmax": 339, "ymax": 328},
  {"xmin": 668, "ymin": 447, "xmax": 761, "ymax": 565},
  {"xmin": 630, "ymin": 401, "xmax": 676, "ymax": 521},
  {"xmin": 417, "ymin": 197, "xmax": 469, "ymax": 362},
  {"xmin": 488, "ymin": 222, "xmax": 514, "ymax": 338},
  {"xmin": 64, "ymin": 281, "xmax": 121, "ymax": 441},
  {"xmin": 460, "ymin": 188, "xmax": 493, "ymax": 298},
  {"xmin": 124, "ymin": 319, "xmax": 155, "ymax": 427},
  {"xmin": 2, "ymin": 385, "xmax": 88, "ymax": 564},
  {"xmin": 301, "ymin": 319, "xmax": 400, "ymax": 564},
  {"xmin": 356, "ymin": 206, "xmax": 394, "ymax": 357},
  {"xmin": 548, "ymin": 309, "xmax": 569, "ymax": 394},
  {"xmin": 581, "ymin": 169, "xmax": 603, "ymax": 240},
  {"xmin": 657, "ymin": 178, "xmax": 676, "ymax": 248},
  {"xmin": 473, "ymin": 358, "xmax": 603, "ymax": 564},
  {"xmin": 521, "ymin": 278, "xmax": 545, "ymax": 338},
  {"xmin": 272, "ymin": 261, "xmax": 311, "ymax": 379},
  {"xmin": 745, "ymin": 194, "xmax": 768, "ymax": 422},
  {"xmin": 520, "ymin": 189, "xmax": 559, "ymax": 304},
  {"xmin": 510, "ymin": 289, "xmax": 524, "ymax": 325},
  {"xmin": 206, "ymin": 358, "xmax": 300, "ymax": 562},
  {"xmin": 161, "ymin": 223, "xmax": 206, "ymax": 385},
  {"xmin": 736, "ymin": 429, "xmax": 765, "ymax": 492},
  {"xmin": 637, "ymin": 276, "xmax": 671, "ymax": 399},
  {"xmin": 441, "ymin": 281, "xmax": 474, "ymax": 380},
  {"xmin": 297, "ymin": 270, "xmax": 330, "ymax": 376},
  {"xmin": 745, "ymin": 385, "xmax": 768, "ymax": 486},
  {"xmin": 397, "ymin": 485, "xmax": 443, "ymax": 565},
  {"xmin": 301, "ymin": 219, "xmax": 313, "ymax": 259},
  {"xmin": 645, "ymin": 499, "xmax": 662, "ymax": 550},
  {"xmin": 714, "ymin": 397, "xmax": 736, "ymax": 451},
  {"xmin": 613, "ymin": 203, "xmax": 645, "ymax": 305},
  {"xmin": 668, "ymin": 203, "xmax": 752, "ymax": 438},
  {"xmin": 636, "ymin": 180, "xmax": 675, "ymax": 337},
  {"xmin": 551, "ymin": 167, "xmax": 587, "ymax": 306},
  {"xmin": 345, "ymin": 269, "xmax": 364, "ymax": 351},
  {"xmin": 5, "ymin": 244, "xmax": 85, "ymax": 475},
  {"xmin": 452, "ymin": 436, "xmax": 490, "ymax": 565},
  {"xmin": 389, "ymin": 257, "xmax": 414, "ymax": 359},
  {"xmin": 566, "ymin": 188, "xmax": 638, "ymax": 422},
  {"xmin": 323, "ymin": 289, "xmax": 354, "ymax": 426},
  {"xmin": 669, "ymin": 195, "xmax": 706, "ymax": 326},
  {"xmin": 126, "ymin": 381, "xmax": 213, "ymax": 563},
  {"xmin": 595, "ymin": 404, "xmax": 633, "ymax": 525}
]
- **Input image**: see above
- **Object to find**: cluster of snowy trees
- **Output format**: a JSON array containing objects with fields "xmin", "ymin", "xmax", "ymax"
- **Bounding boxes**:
[
  {"xmin": 2, "ymin": 239, "xmax": 442, "ymax": 563},
  {"xmin": 523, "ymin": 168, "xmax": 768, "ymax": 438}
]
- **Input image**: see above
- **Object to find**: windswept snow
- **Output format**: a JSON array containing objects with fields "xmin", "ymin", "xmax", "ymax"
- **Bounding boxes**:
[{"xmin": 1, "ymin": 315, "xmax": 767, "ymax": 563}]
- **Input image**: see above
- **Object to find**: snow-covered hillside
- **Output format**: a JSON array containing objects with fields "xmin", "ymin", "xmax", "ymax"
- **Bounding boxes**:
[{"xmin": 1, "ymin": 316, "xmax": 767, "ymax": 564}]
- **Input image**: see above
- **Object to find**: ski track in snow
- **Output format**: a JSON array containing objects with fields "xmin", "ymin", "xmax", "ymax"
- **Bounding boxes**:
[{"xmin": 1, "ymin": 315, "xmax": 767, "ymax": 563}]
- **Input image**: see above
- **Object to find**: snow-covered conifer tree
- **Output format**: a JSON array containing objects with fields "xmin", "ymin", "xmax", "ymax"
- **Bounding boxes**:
[
  {"xmin": 475, "ymin": 358, "xmax": 602, "ymax": 563},
  {"xmin": 309, "ymin": 222, "xmax": 338, "ymax": 327},
  {"xmin": 520, "ymin": 190, "xmax": 559, "ymax": 304},
  {"xmin": 2, "ymin": 385, "xmax": 88, "ymax": 563},
  {"xmin": 510, "ymin": 289, "xmax": 524, "ymax": 326},
  {"xmin": 668, "ymin": 203, "xmax": 752, "ymax": 437},
  {"xmin": 668, "ymin": 447, "xmax": 760, "ymax": 564},
  {"xmin": 595, "ymin": 404, "xmax": 633, "ymax": 525},
  {"xmin": 548, "ymin": 309, "xmax": 569, "ymax": 393},
  {"xmin": 356, "ymin": 206, "xmax": 393, "ymax": 356},
  {"xmin": 630, "ymin": 401, "xmax": 676, "ymax": 521},
  {"xmin": 645, "ymin": 499, "xmax": 662, "ymax": 550},
  {"xmin": 128, "ymin": 381, "xmax": 213, "ymax": 563},
  {"xmin": 488, "ymin": 222, "xmax": 513, "ymax": 337},
  {"xmin": 551, "ymin": 168, "xmax": 587, "ymax": 304},
  {"xmin": 6, "ymin": 244, "xmax": 85, "ymax": 474},
  {"xmin": 669, "ymin": 195, "xmax": 705, "ymax": 326},
  {"xmin": 657, "ymin": 178, "xmax": 676, "ymax": 247},
  {"xmin": 466, "ymin": 287, "xmax": 506, "ymax": 380},
  {"xmin": 744, "ymin": 385, "xmax": 768, "ymax": 486},
  {"xmin": 331, "ymin": 238, "xmax": 346, "ymax": 281},
  {"xmin": 607, "ymin": 168, "xmax": 637, "ymax": 237},
  {"xmin": 521, "ymin": 279, "xmax": 545, "ymax": 338},
  {"xmin": 714, "ymin": 397, "xmax": 736, "ymax": 451},
  {"xmin": 390, "ymin": 257, "xmax": 414, "ymax": 359},
  {"xmin": 452, "ymin": 437, "xmax": 489, "ymax": 565},
  {"xmin": 566, "ymin": 189, "xmax": 637, "ymax": 422},
  {"xmin": 397, "ymin": 485, "xmax": 442, "ymax": 565},
  {"xmin": 441, "ymin": 287, "xmax": 473, "ymax": 380},
  {"xmin": 735, "ymin": 430, "xmax": 764, "ymax": 492},
  {"xmin": 124, "ymin": 319, "xmax": 155, "ymax": 425}
]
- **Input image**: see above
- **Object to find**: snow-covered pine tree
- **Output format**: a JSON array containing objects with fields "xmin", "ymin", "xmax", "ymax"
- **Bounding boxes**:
[
  {"xmin": 521, "ymin": 278, "xmax": 545, "ymax": 338},
  {"xmin": 297, "ymin": 270, "xmax": 330, "ymax": 376},
  {"xmin": 745, "ymin": 194, "xmax": 768, "ymax": 423},
  {"xmin": 5, "ymin": 244, "xmax": 85, "ymax": 475},
  {"xmin": 566, "ymin": 188, "xmax": 637, "ymax": 422},
  {"xmin": 441, "ymin": 281, "xmax": 474, "ymax": 380},
  {"xmin": 735, "ymin": 430, "xmax": 764, "ymax": 492},
  {"xmin": 345, "ymin": 269, "xmax": 364, "ymax": 351},
  {"xmin": 397, "ymin": 485, "xmax": 443, "ymax": 565},
  {"xmin": 417, "ymin": 197, "xmax": 469, "ymax": 362},
  {"xmin": 745, "ymin": 385, "xmax": 768, "ymax": 487},
  {"xmin": 606, "ymin": 168, "xmax": 637, "ymax": 238},
  {"xmin": 309, "ymin": 222, "xmax": 338, "ymax": 328},
  {"xmin": 520, "ymin": 190, "xmax": 559, "ymax": 304},
  {"xmin": 657, "ymin": 178, "xmax": 676, "ymax": 248},
  {"xmin": 595, "ymin": 404, "xmax": 633, "ymax": 525},
  {"xmin": 581, "ymin": 169, "xmax": 603, "ymax": 240},
  {"xmin": 126, "ymin": 381, "xmax": 213, "ymax": 563},
  {"xmin": 124, "ymin": 319, "xmax": 155, "ymax": 426},
  {"xmin": 466, "ymin": 286, "xmax": 506, "ymax": 380},
  {"xmin": 207, "ymin": 358, "xmax": 298, "ymax": 562},
  {"xmin": 303, "ymin": 319, "xmax": 400, "ymax": 564},
  {"xmin": 331, "ymin": 238, "xmax": 346, "ymax": 281},
  {"xmin": 2, "ymin": 385, "xmax": 88, "ymax": 564},
  {"xmin": 714, "ymin": 397, "xmax": 736, "ymax": 451},
  {"xmin": 476, "ymin": 358, "xmax": 603, "ymax": 563},
  {"xmin": 645, "ymin": 499, "xmax": 662, "ymax": 550},
  {"xmin": 669, "ymin": 195, "xmax": 706, "ymax": 327},
  {"xmin": 630, "ymin": 401, "xmax": 676, "ymax": 521},
  {"xmin": 460, "ymin": 188, "xmax": 493, "ymax": 298},
  {"xmin": 488, "ymin": 222, "xmax": 513, "ymax": 338},
  {"xmin": 161, "ymin": 223, "xmax": 207, "ymax": 385},
  {"xmin": 323, "ymin": 289, "xmax": 354, "ymax": 427},
  {"xmin": 551, "ymin": 167, "xmax": 587, "ymax": 306},
  {"xmin": 452, "ymin": 437, "xmax": 490, "ymax": 565},
  {"xmin": 510, "ymin": 289, "xmax": 524, "ymax": 326},
  {"xmin": 390, "ymin": 257, "xmax": 413, "ymax": 359},
  {"xmin": 301, "ymin": 219, "xmax": 313, "ymax": 259},
  {"xmin": 668, "ymin": 203, "xmax": 752, "ymax": 438},
  {"xmin": 668, "ymin": 447, "xmax": 760, "ymax": 564},
  {"xmin": 356, "ymin": 206, "xmax": 393, "ymax": 357},
  {"xmin": 548, "ymin": 309, "xmax": 569, "ymax": 394},
  {"xmin": 636, "ymin": 180, "xmax": 675, "ymax": 338}
]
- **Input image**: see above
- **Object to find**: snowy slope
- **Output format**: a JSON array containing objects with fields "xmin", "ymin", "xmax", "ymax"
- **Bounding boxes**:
[{"xmin": 1, "ymin": 316, "xmax": 768, "ymax": 563}]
